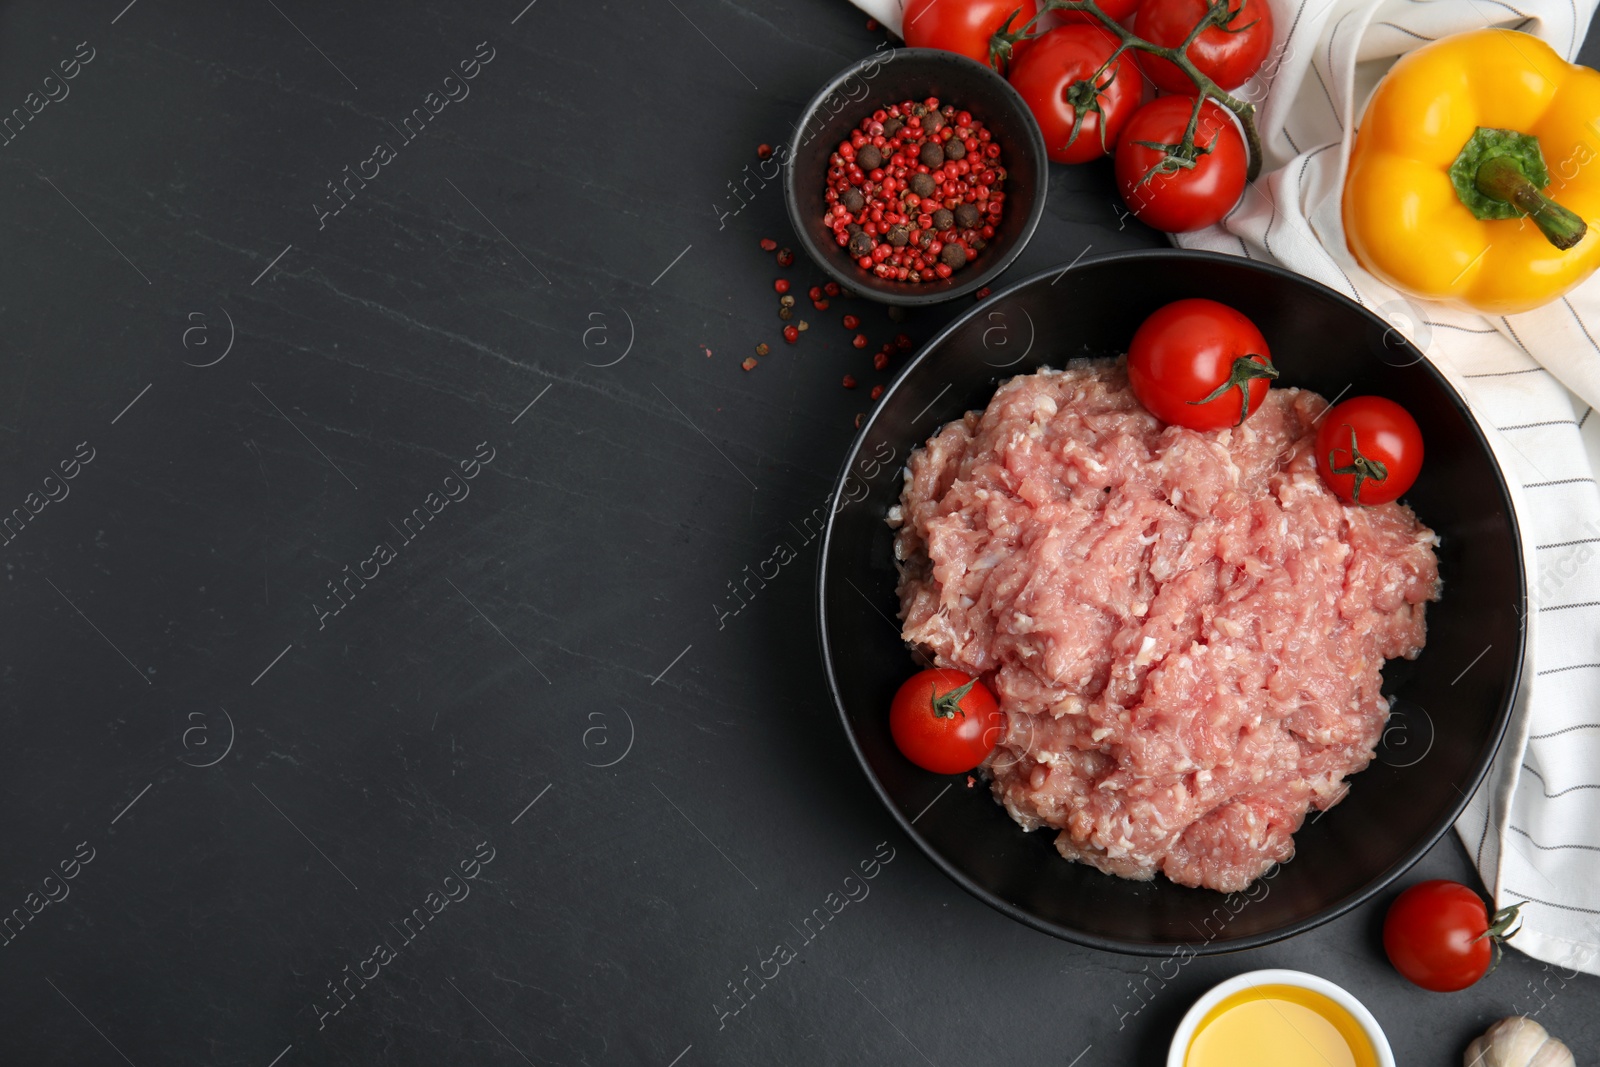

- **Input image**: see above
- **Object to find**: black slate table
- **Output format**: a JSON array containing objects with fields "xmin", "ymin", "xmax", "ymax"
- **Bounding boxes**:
[{"xmin": 0, "ymin": 1, "xmax": 1595, "ymax": 1064}]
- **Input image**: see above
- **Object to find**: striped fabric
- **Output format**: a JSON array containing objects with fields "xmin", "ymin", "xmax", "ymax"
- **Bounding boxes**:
[{"xmin": 850, "ymin": 0, "xmax": 1600, "ymax": 972}]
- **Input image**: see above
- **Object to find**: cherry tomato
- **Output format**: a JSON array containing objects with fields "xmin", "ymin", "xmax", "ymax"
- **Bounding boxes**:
[
  {"xmin": 890, "ymin": 668, "xmax": 1004, "ymax": 774},
  {"xmin": 1114, "ymin": 96, "xmax": 1246, "ymax": 233},
  {"xmin": 1315, "ymin": 396, "xmax": 1424, "ymax": 506},
  {"xmin": 1383, "ymin": 880, "xmax": 1523, "ymax": 992},
  {"xmin": 904, "ymin": 0, "xmax": 1041, "ymax": 70},
  {"xmin": 1133, "ymin": 0, "xmax": 1274, "ymax": 92},
  {"xmin": 1006, "ymin": 25, "xmax": 1140, "ymax": 164},
  {"xmin": 1127, "ymin": 298, "xmax": 1275, "ymax": 429}
]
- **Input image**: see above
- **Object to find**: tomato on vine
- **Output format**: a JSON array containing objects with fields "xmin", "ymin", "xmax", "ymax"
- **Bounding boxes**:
[
  {"xmin": 1133, "ymin": 0, "xmax": 1274, "ymax": 92},
  {"xmin": 904, "ymin": 0, "xmax": 1041, "ymax": 70},
  {"xmin": 889, "ymin": 668, "xmax": 1004, "ymax": 774},
  {"xmin": 1007, "ymin": 25, "xmax": 1141, "ymax": 164},
  {"xmin": 1115, "ymin": 96, "xmax": 1247, "ymax": 233},
  {"xmin": 1127, "ymin": 298, "xmax": 1275, "ymax": 429},
  {"xmin": 1315, "ymin": 396, "xmax": 1424, "ymax": 506},
  {"xmin": 1384, "ymin": 880, "xmax": 1523, "ymax": 992}
]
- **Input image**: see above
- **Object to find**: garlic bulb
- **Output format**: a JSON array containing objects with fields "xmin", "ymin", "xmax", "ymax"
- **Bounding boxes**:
[{"xmin": 1464, "ymin": 1017, "xmax": 1575, "ymax": 1067}]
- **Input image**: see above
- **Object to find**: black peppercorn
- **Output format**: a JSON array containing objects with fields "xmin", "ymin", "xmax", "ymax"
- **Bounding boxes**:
[
  {"xmin": 848, "ymin": 230, "xmax": 874, "ymax": 258},
  {"xmin": 910, "ymin": 172, "xmax": 937, "ymax": 198},
  {"xmin": 856, "ymin": 145, "xmax": 883, "ymax": 171},
  {"xmin": 842, "ymin": 187, "xmax": 866, "ymax": 213},
  {"xmin": 941, "ymin": 243, "xmax": 967, "ymax": 269},
  {"xmin": 887, "ymin": 223, "xmax": 910, "ymax": 247},
  {"xmin": 917, "ymin": 230, "xmax": 934, "ymax": 249},
  {"xmin": 954, "ymin": 203, "xmax": 981, "ymax": 229},
  {"xmin": 922, "ymin": 111, "xmax": 946, "ymax": 135},
  {"xmin": 931, "ymin": 208, "xmax": 955, "ymax": 231},
  {"xmin": 919, "ymin": 142, "xmax": 944, "ymax": 168},
  {"xmin": 883, "ymin": 117, "xmax": 904, "ymax": 139},
  {"xmin": 944, "ymin": 139, "xmax": 966, "ymax": 161}
]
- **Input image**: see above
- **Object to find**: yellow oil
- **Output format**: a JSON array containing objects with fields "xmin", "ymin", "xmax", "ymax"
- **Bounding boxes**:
[{"xmin": 1185, "ymin": 984, "xmax": 1379, "ymax": 1067}]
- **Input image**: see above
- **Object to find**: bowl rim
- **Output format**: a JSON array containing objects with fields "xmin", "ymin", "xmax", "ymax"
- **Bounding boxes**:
[
  {"xmin": 814, "ymin": 247, "xmax": 1527, "ymax": 955},
  {"xmin": 781, "ymin": 46, "xmax": 1050, "ymax": 307},
  {"xmin": 1164, "ymin": 969, "xmax": 1397, "ymax": 1067}
]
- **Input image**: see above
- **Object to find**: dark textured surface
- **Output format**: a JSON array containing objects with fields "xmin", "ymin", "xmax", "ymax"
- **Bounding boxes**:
[{"xmin": 0, "ymin": 2, "xmax": 1593, "ymax": 1065}]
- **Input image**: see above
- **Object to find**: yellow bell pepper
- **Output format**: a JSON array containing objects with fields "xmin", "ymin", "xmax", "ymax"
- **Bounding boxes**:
[{"xmin": 1344, "ymin": 29, "xmax": 1600, "ymax": 315}]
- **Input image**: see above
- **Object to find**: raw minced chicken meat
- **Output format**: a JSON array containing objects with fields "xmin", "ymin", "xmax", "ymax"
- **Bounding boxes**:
[{"xmin": 889, "ymin": 359, "xmax": 1440, "ymax": 892}]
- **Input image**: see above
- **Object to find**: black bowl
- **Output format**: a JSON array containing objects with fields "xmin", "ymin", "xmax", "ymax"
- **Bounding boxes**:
[
  {"xmin": 817, "ymin": 250, "xmax": 1525, "ymax": 954},
  {"xmin": 782, "ymin": 48, "xmax": 1048, "ymax": 306}
]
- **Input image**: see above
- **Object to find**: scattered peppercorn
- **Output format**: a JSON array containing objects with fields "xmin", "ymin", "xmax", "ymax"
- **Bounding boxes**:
[
  {"xmin": 842, "ymin": 374, "xmax": 858, "ymax": 389},
  {"xmin": 757, "ymin": 143, "xmax": 773, "ymax": 160},
  {"xmin": 742, "ymin": 356, "xmax": 759, "ymax": 371},
  {"xmin": 808, "ymin": 286, "xmax": 824, "ymax": 301},
  {"xmin": 975, "ymin": 287, "xmax": 991, "ymax": 299},
  {"xmin": 779, "ymin": 306, "xmax": 793, "ymax": 321},
  {"xmin": 776, "ymin": 247, "xmax": 795, "ymax": 267},
  {"xmin": 866, "ymin": 16, "xmax": 880, "ymax": 30},
  {"xmin": 870, "ymin": 384, "xmax": 884, "ymax": 400},
  {"xmin": 843, "ymin": 314, "xmax": 860, "ymax": 330},
  {"xmin": 798, "ymin": 320, "xmax": 810, "ymax": 332},
  {"xmin": 783, "ymin": 325, "xmax": 799, "ymax": 344},
  {"xmin": 824, "ymin": 281, "xmax": 841, "ymax": 297},
  {"xmin": 855, "ymin": 412, "xmax": 866, "ymax": 428},
  {"xmin": 760, "ymin": 237, "xmax": 778, "ymax": 252},
  {"xmin": 774, "ymin": 278, "xmax": 790, "ymax": 293},
  {"xmin": 755, "ymin": 342, "xmax": 770, "ymax": 356},
  {"xmin": 780, "ymin": 294, "xmax": 796, "ymax": 307},
  {"xmin": 895, "ymin": 333, "xmax": 913, "ymax": 351},
  {"xmin": 873, "ymin": 351, "xmax": 890, "ymax": 371},
  {"xmin": 852, "ymin": 333, "xmax": 868, "ymax": 349}
]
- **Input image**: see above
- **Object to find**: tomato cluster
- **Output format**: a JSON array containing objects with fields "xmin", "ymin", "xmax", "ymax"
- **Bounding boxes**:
[{"xmin": 902, "ymin": 0, "xmax": 1273, "ymax": 233}]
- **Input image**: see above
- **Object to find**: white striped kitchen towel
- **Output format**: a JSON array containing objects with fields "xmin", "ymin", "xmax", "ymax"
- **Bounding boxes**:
[{"xmin": 850, "ymin": 0, "xmax": 1600, "ymax": 973}]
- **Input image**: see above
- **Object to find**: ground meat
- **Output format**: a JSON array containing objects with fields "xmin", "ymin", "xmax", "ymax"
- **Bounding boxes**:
[{"xmin": 890, "ymin": 360, "xmax": 1440, "ymax": 892}]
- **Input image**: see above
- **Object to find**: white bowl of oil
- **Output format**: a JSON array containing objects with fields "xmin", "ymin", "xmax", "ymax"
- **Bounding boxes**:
[{"xmin": 1167, "ymin": 969, "xmax": 1396, "ymax": 1067}]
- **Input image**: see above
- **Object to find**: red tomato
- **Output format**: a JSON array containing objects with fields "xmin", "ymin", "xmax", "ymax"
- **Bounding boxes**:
[
  {"xmin": 1315, "ymin": 396, "xmax": 1424, "ymax": 506},
  {"xmin": 1133, "ymin": 0, "xmax": 1274, "ymax": 92},
  {"xmin": 1127, "ymin": 298, "xmax": 1274, "ymax": 429},
  {"xmin": 1006, "ymin": 25, "xmax": 1140, "ymax": 163},
  {"xmin": 889, "ymin": 668, "xmax": 1004, "ymax": 774},
  {"xmin": 1384, "ymin": 880, "xmax": 1523, "ymax": 992},
  {"xmin": 1114, "ymin": 96, "xmax": 1246, "ymax": 233},
  {"xmin": 904, "ymin": 0, "xmax": 1041, "ymax": 70}
]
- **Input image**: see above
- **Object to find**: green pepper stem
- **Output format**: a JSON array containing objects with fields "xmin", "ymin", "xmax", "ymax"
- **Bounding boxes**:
[{"xmin": 1476, "ymin": 155, "xmax": 1588, "ymax": 250}]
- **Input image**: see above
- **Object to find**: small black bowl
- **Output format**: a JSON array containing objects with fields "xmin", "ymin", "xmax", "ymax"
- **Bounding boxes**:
[
  {"xmin": 782, "ymin": 48, "xmax": 1048, "ymax": 306},
  {"xmin": 817, "ymin": 250, "xmax": 1525, "ymax": 954}
]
